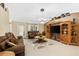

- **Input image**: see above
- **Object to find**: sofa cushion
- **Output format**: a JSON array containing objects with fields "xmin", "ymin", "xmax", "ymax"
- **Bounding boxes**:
[
  {"xmin": 5, "ymin": 32, "xmax": 18, "ymax": 44},
  {"xmin": 5, "ymin": 41, "xmax": 16, "ymax": 48},
  {"xmin": 0, "ymin": 40, "xmax": 16, "ymax": 51},
  {"xmin": 0, "ymin": 40, "xmax": 7, "ymax": 51},
  {"xmin": 0, "ymin": 36, "xmax": 7, "ymax": 43}
]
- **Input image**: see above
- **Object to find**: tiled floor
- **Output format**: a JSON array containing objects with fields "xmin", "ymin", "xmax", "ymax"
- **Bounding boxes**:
[{"xmin": 24, "ymin": 39, "xmax": 79, "ymax": 56}]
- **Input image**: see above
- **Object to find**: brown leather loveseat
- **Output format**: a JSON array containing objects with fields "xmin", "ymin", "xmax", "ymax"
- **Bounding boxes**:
[{"xmin": 0, "ymin": 32, "xmax": 25, "ymax": 56}]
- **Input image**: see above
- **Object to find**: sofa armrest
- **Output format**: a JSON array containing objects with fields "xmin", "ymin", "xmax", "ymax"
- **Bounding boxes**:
[
  {"xmin": 5, "ymin": 45, "xmax": 25, "ymax": 54},
  {"xmin": 6, "ymin": 41, "xmax": 17, "ymax": 46}
]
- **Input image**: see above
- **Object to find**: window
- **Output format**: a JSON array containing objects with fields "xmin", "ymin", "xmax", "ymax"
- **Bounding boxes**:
[{"xmin": 28, "ymin": 24, "xmax": 39, "ymax": 31}]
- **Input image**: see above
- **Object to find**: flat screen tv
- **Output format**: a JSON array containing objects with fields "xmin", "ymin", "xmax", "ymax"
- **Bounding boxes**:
[{"xmin": 50, "ymin": 25, "xmax": 60, "ymax": 33}]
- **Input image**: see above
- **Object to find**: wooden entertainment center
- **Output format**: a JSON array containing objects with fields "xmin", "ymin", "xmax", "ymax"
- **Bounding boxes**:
[{"xmin": 44, "ymin": 13, "xmax": 79, "ymax": 45}]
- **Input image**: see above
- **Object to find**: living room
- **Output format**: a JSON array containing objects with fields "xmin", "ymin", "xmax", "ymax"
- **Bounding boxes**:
[{"xmin": 1, "ymin": 2, "xmax": 79, "ymax": 56}]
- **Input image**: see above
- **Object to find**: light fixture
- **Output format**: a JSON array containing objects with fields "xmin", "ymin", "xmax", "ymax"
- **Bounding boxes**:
[
  {"xmin": 40, "ymin": 8, "xmax": 46, "ymax": 24},
  {"xmin": 40, "ymin": 21, "xmax": 44, "ymax": 24}
]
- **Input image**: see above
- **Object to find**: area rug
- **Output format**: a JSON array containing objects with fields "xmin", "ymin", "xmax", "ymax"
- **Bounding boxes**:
[{"xmin": 33, "ymin": 40, "xmax": 54, "ymax": 49}]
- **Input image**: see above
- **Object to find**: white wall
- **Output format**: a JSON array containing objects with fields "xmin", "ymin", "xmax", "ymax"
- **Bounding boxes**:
[
  {"xmin": 12, "ymin": 21, "xmax": 44, "ymax": 38},
  {"xmin": 0, "ymin": 6, "xmax": 9, "ymax": 35}
]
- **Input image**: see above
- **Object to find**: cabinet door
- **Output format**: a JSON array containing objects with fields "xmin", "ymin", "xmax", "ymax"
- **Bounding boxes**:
[
  {"xmin": 61, "ymin": 35, "xmax": 70, "ymax": 43},
  {"xmin": 60, "ymin": 21, "xmax": 72, "ymax": 44},
  {"xmin": 76, "ymin": 25, "xmax": 79, "ymax": 44}
]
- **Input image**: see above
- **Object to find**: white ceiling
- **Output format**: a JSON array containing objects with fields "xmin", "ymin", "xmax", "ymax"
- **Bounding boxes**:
[{"xmin": 5, "ymin": 3, "xmax": 79, "ymax": 23}]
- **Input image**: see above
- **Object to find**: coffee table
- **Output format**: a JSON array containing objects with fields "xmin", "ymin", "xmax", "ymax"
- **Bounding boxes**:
[{"xmin": 0, "ymin": 51, "xmax": 15, "ymax": 56}]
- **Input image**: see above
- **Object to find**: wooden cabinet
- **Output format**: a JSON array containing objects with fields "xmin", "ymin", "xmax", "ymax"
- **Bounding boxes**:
[
  {"xmin": 44, "ymin": 20, "xmax": 79, "ymax": 45},
  {"xmin": 60, "ymin": 21, "xmax": 72, "ymax": 44},
  {"xmin": 44, "ymin": 22, "xmax": 53, "ymax": 39},
  {"xmin": 71, "ymin": 24, "xmax": 79, "ymax": 45}
]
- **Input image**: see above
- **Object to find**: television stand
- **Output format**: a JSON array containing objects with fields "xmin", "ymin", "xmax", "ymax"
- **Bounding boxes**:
[{"xmin": 44, "ymin": 21, "xmax": 79, "ymax": 45}]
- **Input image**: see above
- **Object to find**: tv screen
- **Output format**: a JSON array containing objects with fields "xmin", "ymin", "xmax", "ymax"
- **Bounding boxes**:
[{"xmin": 50, "ymin": 26, "xmax": 60, "ymax": 33}]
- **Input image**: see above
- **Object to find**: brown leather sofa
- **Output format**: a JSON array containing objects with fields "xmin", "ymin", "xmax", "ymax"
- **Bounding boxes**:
[
  {"xmin": 28, "ymin": 31, "xmax": 39, "ymax": 39},
  {"xmin": 0, "ymin": 32, "xmax": 25, "ymax": 56}
]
